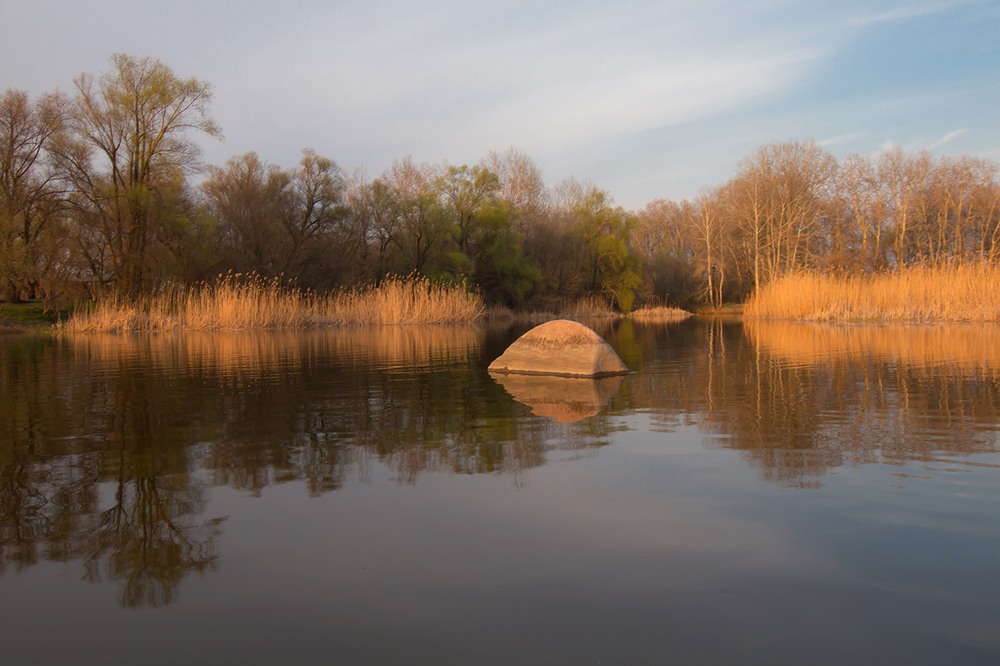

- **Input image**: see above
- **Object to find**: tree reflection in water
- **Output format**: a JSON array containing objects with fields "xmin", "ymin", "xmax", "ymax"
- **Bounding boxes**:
[
  {"xmin": 2, "ymin": 320, "xmax": 1000, "ymax": 606},
  {"xmin": 0, "ymin": 337, "xmax": 224, "ymax": 607},
  {"xmin": 0, "ymin": 327, "xmax": 611, "ymax": 606}
]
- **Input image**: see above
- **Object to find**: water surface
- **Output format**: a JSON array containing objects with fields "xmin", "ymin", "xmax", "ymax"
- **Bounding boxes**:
[{"xmin": 2, "ymin": 320, "xmax": 999, "ymax": 664}]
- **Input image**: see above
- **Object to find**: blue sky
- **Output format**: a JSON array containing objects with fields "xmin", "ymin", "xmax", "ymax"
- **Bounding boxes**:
[{"xmin": 3, "ymin": 0, "xmax": 998, "ymax": 209}]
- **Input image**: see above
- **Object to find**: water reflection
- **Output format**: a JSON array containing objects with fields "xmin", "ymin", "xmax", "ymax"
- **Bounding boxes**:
[
  {"xmin": 0, "ymin": 328, "xmax": 617, "ymax": 606},
  {"xmin": 490, "ymin": 373, "xmax": 625, "ymax": 423},
  {"xmin": 2, "ymin": 320, "xmax": 1000, "ymax": 609},
  {"xmin": 745, "ymin": 320, "xmax": 1000, "ymax": 370},
  {"xmin": 630, "ymin": 319, "xmax": 1000, "ymax": 485}
]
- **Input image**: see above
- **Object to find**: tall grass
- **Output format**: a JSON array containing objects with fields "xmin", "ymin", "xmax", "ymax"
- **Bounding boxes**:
[
  {"xmin": 62, "ymin": 275, "xmax": 484, "ymax": 333},
  {"xmin": 745, "ymin": 265, "xmax": 1000, "ymax": 322},
  {"xmin": 628, "ymin": 305, "xmax": 692, "ymax": 322}
]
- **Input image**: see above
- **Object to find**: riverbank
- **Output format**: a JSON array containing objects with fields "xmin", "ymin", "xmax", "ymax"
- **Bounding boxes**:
[
  {"xmin": 62, "ymin": 276, "xmax": 484, "ymax": 333},
  {"xmin": 484, "ymin": 300, "xmax": 691, "ymax": 326},
  {"xmin": 0, "ymin": 303, "xmax": 66, "ymax": 332},
  {"xmin": 16, "ymin": 263, "xmax": 999, "ymax": 332},
  {"xmin": 745, "ymin": 265, "xmax": 1000, "ymax": 322},
  {"xmin": 57, "ymin": 277, "xmax": 692, "ymax": 334}
]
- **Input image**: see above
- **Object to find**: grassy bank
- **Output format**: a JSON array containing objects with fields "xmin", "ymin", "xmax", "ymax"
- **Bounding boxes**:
[
  {"xmin": 0, "ymin": 303, "xmax": 67, "ymax": 332},
  {"xmin": 745, "ymin": 265, "xmax": 1000, "ymax": 322},
  {"xmin": 62, "ymin": 276, "xmax": 484, "ymax": 333}
]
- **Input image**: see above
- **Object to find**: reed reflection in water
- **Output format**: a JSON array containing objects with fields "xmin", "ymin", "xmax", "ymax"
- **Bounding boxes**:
[{"xmin": 625, "ymin": 319, "xmax": 1000, "ymax": 485}]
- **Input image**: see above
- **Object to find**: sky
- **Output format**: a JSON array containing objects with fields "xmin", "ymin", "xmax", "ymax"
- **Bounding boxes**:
[{"xmin": 3, "ymin": 0, "xmax": 999, "ymax": 209}]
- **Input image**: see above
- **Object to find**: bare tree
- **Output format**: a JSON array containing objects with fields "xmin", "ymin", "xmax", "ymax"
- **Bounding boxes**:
[
  {"xmin": 838, "ymin": 153, "xmax": 887, "ymax": 271},
  {"xmin": 688, "ymin": 190, "xmax": 732, "ymax": 308},
  {"xmin": 480, "ymin": 147, "xmax": 547, "ymax": 231},
  {"xmin": 728, "ymin": 141, "xmax": 836, "ymax": 290},
  {"xmin": 0, "ymin": 89, "xmax": 66, "ymax": 300},
  {"xmin": 202, "ymin": 152, "xmax": 292, "ymax": 275},
  {"xmin": 877, "ymin": 146, "xmax": 931, "ymax": 267}
]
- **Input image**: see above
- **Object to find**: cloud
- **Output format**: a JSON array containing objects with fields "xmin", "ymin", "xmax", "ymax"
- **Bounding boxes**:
[
  {"xmin": 214, "ymin": 0, "xmax": 829, "ymax": 175},
  {"xmin": 818, "ymin": 132, "xmax": 867, "ymax": 147},
  {"xmin": 4, "ymin": 0, "xmax": 997, "ymax": 207},
  {"xmin": 926, "ymin": 129, "xmax": 969, "ymax": 150},
  {"xmin": 848, "ymin": 1, "xmax": 965, "ymax": 27}
]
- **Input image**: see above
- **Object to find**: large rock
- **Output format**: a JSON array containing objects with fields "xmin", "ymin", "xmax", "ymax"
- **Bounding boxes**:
[{"xmin": 487, "ymin": 319, "xmax": 628, "ymax": 378}]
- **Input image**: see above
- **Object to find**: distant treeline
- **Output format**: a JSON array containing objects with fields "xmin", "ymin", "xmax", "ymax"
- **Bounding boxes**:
[{"xmin": 2, "ymin": 54, "xmax": 999, "ymax": 309}]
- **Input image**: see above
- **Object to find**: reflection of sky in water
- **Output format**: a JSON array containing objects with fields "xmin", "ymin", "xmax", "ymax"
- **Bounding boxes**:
[{"xmin": 1, "ymin": 322, "xmax": 1000, "ymax": 664}]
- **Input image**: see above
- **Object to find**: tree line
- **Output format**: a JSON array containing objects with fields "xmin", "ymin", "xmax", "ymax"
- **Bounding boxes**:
[{"xmin": 2, "ymin": 54, "xmax": 999, "ymax": 309}]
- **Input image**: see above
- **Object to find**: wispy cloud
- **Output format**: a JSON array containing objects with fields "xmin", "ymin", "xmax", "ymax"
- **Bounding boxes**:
[
  {"xmin": 227, "ymin": 0, "xmax": 828, "ymax": 170},
  {"xmin": 818, "ymin": 132, "xmax": 866, "ymax": 147},
  {"xmin": 926, "ymin": 129, "xmax": 968, "ymax": 150},
  {"xmin": 849, "ymin": 1, "xmax": 964, "ymax": 27}
]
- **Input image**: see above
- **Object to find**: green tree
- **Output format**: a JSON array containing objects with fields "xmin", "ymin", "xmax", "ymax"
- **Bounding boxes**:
[
  {"xmin": 574, "ymin": 186, "xmax": 641, "ymax": 311},
  {"xmin": 439, "ymin": 164, "xmax": 499, "ymax": 256},
  {"xmin": 56, "ymin": 53, "xmax": 220, "ymax": 296},
  {"xmin": 382, "ymin": 158, "xmax": 451, "ymax": 276}
]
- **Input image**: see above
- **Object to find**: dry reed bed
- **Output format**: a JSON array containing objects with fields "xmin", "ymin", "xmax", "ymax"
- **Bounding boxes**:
[
  {"xmin": 62, "ymin": 276, "xmax": 484, "ymax": 333},
  {"xmin": 745, "ymin": 265, "xmax": 1000, "ymax": 322},
  {"xmin": 628, "ymin": 306, "xmax": 693, "ymax": 322}
]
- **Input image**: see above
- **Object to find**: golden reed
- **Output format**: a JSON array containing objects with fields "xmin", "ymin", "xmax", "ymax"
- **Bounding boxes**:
[
  {"xmin": 745, "ymin": 265, "xmax": 1000, "ymax": 322},
  {"xmin": 628, "ymin": 305, "xmax": 692, "ymax": 322},
  {"xmin": 62, "ymin": 275, "xmax": 485, "ymax": 333}
]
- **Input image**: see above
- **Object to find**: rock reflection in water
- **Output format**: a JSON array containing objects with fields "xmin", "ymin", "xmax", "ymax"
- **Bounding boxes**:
[{"xmin": 490, "ymin": 372, "xmax": 625, "ymax": 422}]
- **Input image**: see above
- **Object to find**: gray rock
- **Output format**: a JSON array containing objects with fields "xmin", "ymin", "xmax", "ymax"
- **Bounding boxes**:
[{"xmin": 487, "ymin": 319, "xmax": 629, "ymax": 378}]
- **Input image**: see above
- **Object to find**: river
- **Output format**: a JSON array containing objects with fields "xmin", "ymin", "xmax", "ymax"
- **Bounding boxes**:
[{"xmin": 1, "ymin": 319, "xmax": 999, "ymax": 664}]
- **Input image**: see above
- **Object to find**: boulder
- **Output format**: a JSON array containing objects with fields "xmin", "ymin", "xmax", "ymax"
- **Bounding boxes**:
[{"xmin": 487, "ymin": 319, "xmax": 628, "ymax": 378}]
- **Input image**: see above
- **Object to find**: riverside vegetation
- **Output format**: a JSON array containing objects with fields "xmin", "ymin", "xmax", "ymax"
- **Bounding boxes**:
[
  {"xmin": 62, "ymin": 275, "xmax": 691, "ymax": 333},
  {"xmin": 746, "ymin": 264, "xmax": 1000, "ymax": 322},
  {"xmin": 2, "ymin": 54, "xmax": 999, "ymax": 325},
  {"xmin": 63, "ymin": 275, "xmax": 485, "ymax": 333}
]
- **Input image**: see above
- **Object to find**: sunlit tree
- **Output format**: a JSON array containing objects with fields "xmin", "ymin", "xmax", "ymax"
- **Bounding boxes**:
[{"xmin": 54, "ymin": 54, "xmax": 221, "ymax": 296}]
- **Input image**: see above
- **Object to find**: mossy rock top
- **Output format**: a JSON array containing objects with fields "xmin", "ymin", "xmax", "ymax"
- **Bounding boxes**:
[{"xmin": 487, "ymin": 319, "xmax": 629, "ymax": 378}]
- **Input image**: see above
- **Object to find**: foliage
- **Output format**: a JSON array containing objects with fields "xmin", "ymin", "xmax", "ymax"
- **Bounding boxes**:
[{"xmin": 52, "ymin": 54, "xmax": 221, "ymax": 297}]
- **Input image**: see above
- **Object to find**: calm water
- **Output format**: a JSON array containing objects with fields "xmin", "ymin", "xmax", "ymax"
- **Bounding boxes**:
[{"xmin": 2, "ymin": 319, "xmax": 1000, "ymax": 665}]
